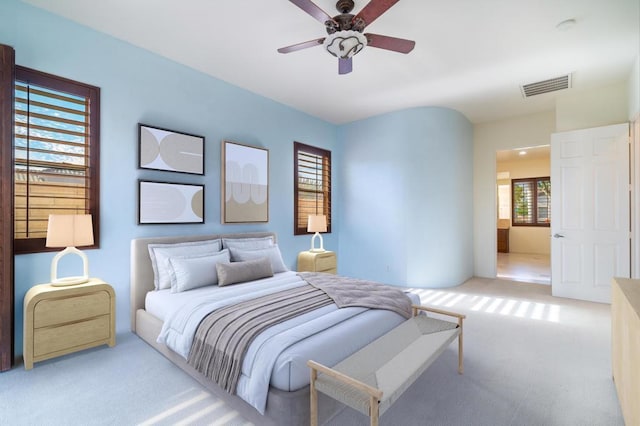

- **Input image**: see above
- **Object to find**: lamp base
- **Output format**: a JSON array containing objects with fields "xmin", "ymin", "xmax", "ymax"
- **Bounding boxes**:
[
  {"xmin": 51, "ymin": 276, "xmax": 89, "ymax": 287},
  {"xmin": 310, "ymin": 232, "xmax": 326, "ymax": 253},
  {"xmin": 50, "ymin": 246, "xmax": 90, "ymax": 286}
]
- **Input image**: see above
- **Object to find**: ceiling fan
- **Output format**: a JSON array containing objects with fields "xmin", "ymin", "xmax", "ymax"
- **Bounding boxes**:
[{"xmin": 278, "ymin": 0, "xmax": 415, "ymax": 75}]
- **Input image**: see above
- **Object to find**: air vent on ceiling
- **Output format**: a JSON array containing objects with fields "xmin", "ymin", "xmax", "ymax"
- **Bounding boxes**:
[{"xmin": 521, "ymin": 74, "xmax": 572, "ymax": 98}]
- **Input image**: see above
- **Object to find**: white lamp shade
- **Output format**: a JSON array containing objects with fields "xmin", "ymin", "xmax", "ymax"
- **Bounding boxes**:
[
  {"xmin": 307, "ymin": 215, "xmax": 327, "ymax": 233},
  {"xmin": 46, "ymin": 214, "xmax": 94, "ymax": 248}
]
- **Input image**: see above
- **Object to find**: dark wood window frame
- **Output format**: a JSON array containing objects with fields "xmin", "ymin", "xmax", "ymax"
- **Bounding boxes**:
[
  {"xmin": 14, "ymin": 66, "xmax": 100, "ymax": 254},
  {"xmin": 0, "ymin": 43, "xmax": 15, "ymax": 371},
  {"xmin": 294, "ymin": 142, "xmax": 331, "ymax": 235},
  {"xmin": 511, "ymin": 176, "xmax": 551, "ymax": 227}
]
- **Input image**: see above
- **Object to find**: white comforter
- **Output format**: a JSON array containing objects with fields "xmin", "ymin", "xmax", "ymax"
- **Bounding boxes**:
[{"xmin": 157, "ymin": 271, "xmax": 414, "ymax": 414}]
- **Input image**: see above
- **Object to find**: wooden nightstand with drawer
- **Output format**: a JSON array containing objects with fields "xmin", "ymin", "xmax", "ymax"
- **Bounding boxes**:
[
  {"xmin": 23, "ymin": 278, "xmax": 115, "ymax": 370},
  {"xmin": 297, "ymin": 250, "xmax": 337, "ymax": 274}
]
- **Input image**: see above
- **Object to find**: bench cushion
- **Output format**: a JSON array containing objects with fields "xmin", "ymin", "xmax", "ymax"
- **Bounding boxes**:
[{"xmin": 314, "ymin": 315, "xmax": 459, "ymax": 416}]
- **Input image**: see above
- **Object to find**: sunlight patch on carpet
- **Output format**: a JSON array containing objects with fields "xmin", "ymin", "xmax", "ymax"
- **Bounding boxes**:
[{"xmin": 408, "ymin": 289, "xmax": 562, "ymax": 323}]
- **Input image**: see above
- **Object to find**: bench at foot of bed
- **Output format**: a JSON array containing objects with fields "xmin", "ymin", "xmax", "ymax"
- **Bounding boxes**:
[{"xmin": 308, "ymin": 305, "xmax": 465, "ymax": 426}]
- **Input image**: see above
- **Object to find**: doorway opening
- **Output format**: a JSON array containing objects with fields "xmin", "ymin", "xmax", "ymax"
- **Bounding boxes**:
[{"xmin": 496, "ymin": 146, "xmax": 551, "ymax": 285}]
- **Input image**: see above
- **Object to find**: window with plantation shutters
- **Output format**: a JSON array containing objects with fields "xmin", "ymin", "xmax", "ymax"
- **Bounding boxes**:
[
  {"xmin": 512, "ymin": 177, "xmax": 550, "ymax": 227},
  {"xmin": 294, "ymin": 142, "xmax": 331, "ymax": 235},
  {"xmin": 14, "ymin": 67, "xmax": 100, "ymax": 253}
]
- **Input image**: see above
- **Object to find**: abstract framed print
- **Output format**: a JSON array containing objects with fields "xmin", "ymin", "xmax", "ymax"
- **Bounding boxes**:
[
  {"xmin": 138, "ymin": 124, "xmax": 204, "ymax": 175},
  {"xmin": 138, "ymin": 180, "xmax": 204, "ymax": 224},
  {"xmin": 221, "ymin": 141, "xmax": 269, "ymax": 223}
]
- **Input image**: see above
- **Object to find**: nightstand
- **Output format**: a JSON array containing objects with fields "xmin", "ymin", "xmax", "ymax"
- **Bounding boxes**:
[
  {"xmin": 297, "ymin": 250, "xmax": 337, "ymax": 274},
  {"xmin": 23, "ymin": 278, "xmax": 116, "ymax": 370}
]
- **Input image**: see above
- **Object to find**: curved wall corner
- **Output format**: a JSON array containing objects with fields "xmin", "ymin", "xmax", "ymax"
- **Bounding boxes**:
[{"xmin": 337, "ymin": 107, "xmax": 473, "ymax": 288}]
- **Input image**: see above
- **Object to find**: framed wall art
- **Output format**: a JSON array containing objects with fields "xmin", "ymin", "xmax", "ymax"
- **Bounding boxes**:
[
  {"xmin": 138, "ymin": 123, "xmax": 205, "ymax": 175},
  {"xmin": 138, "ymin": 180, "xmax": 205, "ymax": 224},
  {"xmin": 222, "ymin": 141, "xmax": 269, "ymax": 223}
]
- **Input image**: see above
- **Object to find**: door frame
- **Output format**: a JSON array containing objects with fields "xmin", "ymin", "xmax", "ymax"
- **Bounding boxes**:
[{"xmin": 632, "ymin": 115, "xmax": 640, "ymax": 278}]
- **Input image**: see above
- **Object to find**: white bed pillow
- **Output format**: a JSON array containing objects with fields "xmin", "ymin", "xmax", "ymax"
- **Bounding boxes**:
[
  {"xmin": 168, "ymin": 249, "xmax": 230, "ymax": 293},
  {"xmin": 148, "ymin": 239, "xmax": 222, "ymax": 290},
  {"xmin": 222, "ymin": 236, "xmax": 274, "ymax": 255},
  {"xmin": 229, "ymin": 244, "xmax": 288, "ymax": 273},
  {"xmin": 216, "ymin": 257, "xmax": 274, "ymax": 287}
]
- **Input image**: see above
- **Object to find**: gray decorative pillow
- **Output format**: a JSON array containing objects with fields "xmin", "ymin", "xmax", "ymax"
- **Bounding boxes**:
[{"xmin": 216, "ymin": 257, "xmax": 274, "ymax": 287}]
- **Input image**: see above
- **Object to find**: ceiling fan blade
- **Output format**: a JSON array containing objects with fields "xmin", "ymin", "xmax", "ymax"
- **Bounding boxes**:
[
  {"xmin": 278, "ymin": 38, "xmax": 325, "ymax": 54},
  {"xmin": 354, "ymin": 0, "xmax": 401, "ymax": 28},
  {"xmin": 339, "ymin": 57, "xmax": 353, "ymax": 75},
  {"xmin": 365, "ymin": 33, "xmax": 415, "ymax": 53},
  {"xmin": 289, "ymin": 0, "xmax": 333, "ymax": 24}
]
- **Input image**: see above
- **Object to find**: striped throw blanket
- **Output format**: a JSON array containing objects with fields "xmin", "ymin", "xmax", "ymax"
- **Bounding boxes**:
[
  {"xmin": 187, "ymin": 273, "xmax": 412, "ymax": 394},
  {"xmin": 188, "ymin": 285, "xmax": 333, "ymax": 392}
]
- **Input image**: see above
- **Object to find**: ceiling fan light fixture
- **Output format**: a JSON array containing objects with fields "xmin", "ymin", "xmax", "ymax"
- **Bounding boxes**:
[{"xmin": 323, "ymin": 30, "xmax": 367, "ymax": 59}]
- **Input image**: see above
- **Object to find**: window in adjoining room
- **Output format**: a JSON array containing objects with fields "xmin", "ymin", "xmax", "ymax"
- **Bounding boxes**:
[
  {"xmin": 512, "ymin": 177, "xmax": 551, "ymax": 227},
  {"xmin": 294, "ymin": 142, "xmax": 331, "ymax": 235},
  {"xmin": 14, "ymin": 67, "xmax": 100, "ymax": 254}
]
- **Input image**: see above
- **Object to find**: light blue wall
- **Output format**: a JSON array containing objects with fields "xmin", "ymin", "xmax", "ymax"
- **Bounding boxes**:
[
  {"xmin": 337, "ymin": 107, "xmax": 474, "ymax": 287},
  {"xmin": 1, "ymin": 0, "xmax": 339, "ymax": 357}
]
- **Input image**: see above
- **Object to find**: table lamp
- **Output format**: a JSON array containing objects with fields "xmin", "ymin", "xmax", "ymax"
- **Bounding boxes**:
[
  {"xmin": 46, "ymin": 214, "xmax": 94, "ymax": 286},
  {"xmin": 307, "ymin": 214, "xmax": 327, "ymax": 252}
]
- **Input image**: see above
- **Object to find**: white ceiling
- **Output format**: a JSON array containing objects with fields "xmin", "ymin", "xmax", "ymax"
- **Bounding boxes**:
[{"xmin": 22, "ymin": 0, "xmax": 640, "ymax": 125}]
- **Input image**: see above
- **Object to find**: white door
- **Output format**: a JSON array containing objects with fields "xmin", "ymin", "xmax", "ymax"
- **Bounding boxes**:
[{"xmin": 551, "ymin": 123, "xmax": 630, "ymax": 303}]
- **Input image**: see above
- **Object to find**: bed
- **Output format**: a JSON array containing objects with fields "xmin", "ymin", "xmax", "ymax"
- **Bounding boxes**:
[{"xmin": 130, "ymin": 232, "xmax": 418, "ymax": 425}]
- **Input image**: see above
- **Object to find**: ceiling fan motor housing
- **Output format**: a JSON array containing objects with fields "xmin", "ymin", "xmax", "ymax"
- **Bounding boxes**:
[
  {"xmin": 336, "ymin": 0, "xmax": 355, "ymax": 13},
  {"xmin": 325, "ymin": 0, "xmax": 366, "ymax": 34}
]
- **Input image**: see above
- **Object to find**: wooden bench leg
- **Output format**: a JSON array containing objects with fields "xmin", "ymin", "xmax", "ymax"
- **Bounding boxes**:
[
  {"xmin": 458, "ymin": 317, "xmax": 464, "ymax": 374},
  {"xmin": 370, "ymin": 395, "xmax": 379, "ymax": 426},
  {"xmin": 310, "ymin": 368, "xmax": 318, "ymax": 426}
]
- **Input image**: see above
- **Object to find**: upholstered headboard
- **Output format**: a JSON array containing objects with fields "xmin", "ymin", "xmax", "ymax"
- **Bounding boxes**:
[{"xmin": 130, "ymin": 232, "xmax": 277, "ymax": 331}]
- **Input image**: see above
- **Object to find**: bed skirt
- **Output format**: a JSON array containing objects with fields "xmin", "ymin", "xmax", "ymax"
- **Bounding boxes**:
[{"xmin": 134, "ymin": 308, "xmax": 346, "ymax": 426}]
